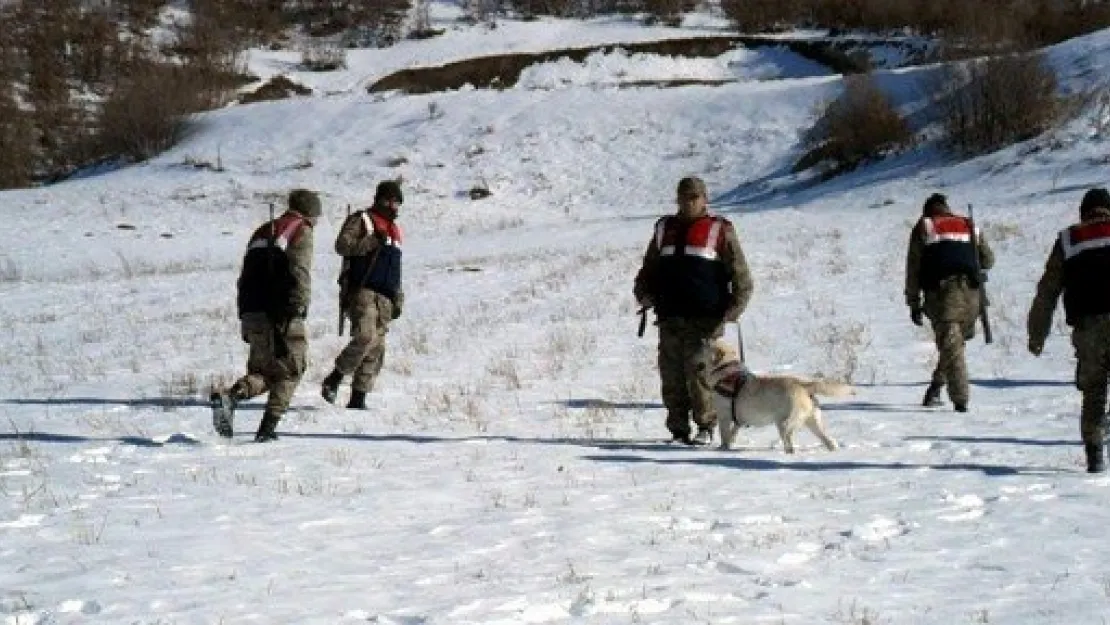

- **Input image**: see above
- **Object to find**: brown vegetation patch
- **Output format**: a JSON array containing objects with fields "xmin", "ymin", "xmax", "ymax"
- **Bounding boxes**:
[
  {"xmin": 933, "ymin": 52, "xmax": 1062, "ymax": 156},
  {"xmin": 619, "ymin": 79, "xmax": 735, "ymax": 88},
  {"xmin": 795, "ymin": 72, "xmax": 914, "ymax": 177},
  {"xmin": 367, "ymin": 36, "xmax": 892, "ymax": 95},
  {"xmin": 239, "ymin": 75, "xmax": 314, "ymax": 105}
]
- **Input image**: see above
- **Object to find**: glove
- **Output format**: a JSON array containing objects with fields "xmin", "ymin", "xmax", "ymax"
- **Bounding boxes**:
[
  {"xmin": 391, "ymin": 304, "xmax": 401, "ymax": 320},
  {"xmin": 1028, "ymin": 337, "xmax": 1044, "ymax": 356},
  {"xmin": 910, "ymin": 306, "xmax": 924, "ymax": 327},
  {"xmin": 723, "ymin": 304, "xmax": 741, "ymax": 323},
  {"xmin": 636, "ymin": 294, "xmax": 653, "ymax": 309},
  {"xmin": 284, "ymin": 304, "xmax": 307, "ymax": 320}
]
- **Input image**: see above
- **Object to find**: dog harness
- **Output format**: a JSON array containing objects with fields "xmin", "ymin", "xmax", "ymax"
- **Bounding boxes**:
[{"xmin": 711, "ymin": 361, "xmax": 750, "ymax": 427}]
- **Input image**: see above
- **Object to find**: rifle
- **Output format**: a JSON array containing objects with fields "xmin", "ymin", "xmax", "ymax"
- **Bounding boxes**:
[
  {"xmin": 637, "ymin": 305, "xmax": 650, "ymax": 337},
  {"xmin": 967, "ymin": 203, "xmax": 993, "ymax": 344},
  {"xmin": 337, "ymin": 203, "xmax": 351, "ymax": 336},
  {"xmin": 737, "ymin": 321, "xmax": 746, "ymax": 363}
]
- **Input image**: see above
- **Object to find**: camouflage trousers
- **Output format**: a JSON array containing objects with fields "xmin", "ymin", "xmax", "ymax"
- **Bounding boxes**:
[
  {"xmin": 1072, "ymin": 315, "xmax": 1110, "ymax": 446},
  {"xmin": 928, "ymin": 319, "xmax": 975, "ymax": 406},
  {"xmin": 657, "ymin": 317, "xmax": 725, "ymax": 438},
  {"xmin": 924, "ymin": 278, "xmax": 981, "ymax": 406},
  {"xmin": 334, "ymin": 288, "xmax": 393, "ymax": 393},
  {"xmin": 233, "ymin": 313, "xmax": 308, "ymax": 416}
]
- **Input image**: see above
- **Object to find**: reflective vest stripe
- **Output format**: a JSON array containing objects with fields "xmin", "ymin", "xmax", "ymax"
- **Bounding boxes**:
[
  {"xmin": 655, "ymin": 216, "xmax": 723, "ymax": 260},
  {"xmin": 922, "ymin": 216, "xmax": 973, "ymax": 245},
  {"xmin": 1061, "ymin": 222, "xmax": 1110, "ymax": 259},
  {"xmin": 364, "ymin": 212, "xmax": 403, "ymax": 247},
  {"xmin": 247, "ymin": 215, "xmax": 304, "ymax": 251}
]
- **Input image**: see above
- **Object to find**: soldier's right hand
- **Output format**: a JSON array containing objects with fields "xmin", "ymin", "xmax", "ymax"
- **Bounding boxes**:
[
  {"xmin": 1028, "ymin": 337, "xmax": 1044, "ymax": 357},
  {"xmin": 910, "ymin": 307, "xmax": 924, "ymax": 327}
]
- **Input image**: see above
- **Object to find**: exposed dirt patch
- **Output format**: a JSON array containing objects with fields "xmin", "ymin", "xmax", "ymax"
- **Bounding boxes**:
[
  {"xmin": 239, "ymin": 74, "xmax": 314, "ymax": 104},
  {"xmin": 366, "ymin": 35, "xmax": 914, "ymax": 95}
]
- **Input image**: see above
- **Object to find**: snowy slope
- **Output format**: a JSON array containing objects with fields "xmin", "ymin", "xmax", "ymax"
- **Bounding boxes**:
[{"xmin": 3, "ymin": 12, "xmax": 1110, "ymax": 625}]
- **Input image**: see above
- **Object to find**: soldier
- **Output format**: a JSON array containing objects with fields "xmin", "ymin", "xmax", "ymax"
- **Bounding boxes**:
[
  {"xmin": 905, "ymin": 193, "xmax": 994, "ymax": 412},
  {"xmin": 210, "ymin": 189, "xmax": 320, "ymax": 442},
  {"xmin": 633, "ymin": 176, "xmax": 754, "ymax": 445},
  {"xmin": 1028, "ymin": 187, "xmax": 1110, "ymax": 473},
  {"xmin": 321, "ymin": 180, "xmax": 405, "ymax": 409}
]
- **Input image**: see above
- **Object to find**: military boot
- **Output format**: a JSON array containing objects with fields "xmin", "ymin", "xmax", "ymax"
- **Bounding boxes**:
[
  {"xmin": 254, "ymin": 411, "xmax": 281, "ymax": 443},
  {"xmin": 1085, "ymin": 443, "xmax": 1106, "ymax": 474},
  {"xmin": 690, "ymin": 425, "xmax": 714, "ymax": 446},
  {"xmin": 321, "ymin": 370, "xmax": 343, "ymax": 404},
  {"xmin": 347, "ymin": 390, "xmax": 368, "ymax": 410},
  {"xmin": 922, "ymin": 382, "xmax": 944, "ymax": 407},
  {"xmin": 209, "ymin": 383, "xmax": 244, "ymax": 438}
]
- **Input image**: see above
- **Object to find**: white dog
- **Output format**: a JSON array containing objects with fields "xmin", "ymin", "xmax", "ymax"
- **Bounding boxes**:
[{"xmin": 695, "ymin": 339, "xmax": 853, "ymax": 453}]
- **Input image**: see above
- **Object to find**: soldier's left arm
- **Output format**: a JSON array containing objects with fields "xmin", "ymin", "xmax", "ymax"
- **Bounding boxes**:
[
  {"xmin": 287, "ymin": 226, "xmax": 314, "ymax": 317},
  {"xmin": 904, "ymin": 223, "xmax": 924, "ymax": 308},
  {"xmin": 392, "ymin": 288, "xmax": 404, "ymax": 320},
  {"xmin": 721, "ymin": 221, "xmax": 754, "ymax": 317},
  {"xmin": 976, "ymin": 230, "xmax": 995, "ymax": 271},
  {"xmin": 1027, "ymin": 240, "xmax": 1065, "ymax": 349}
]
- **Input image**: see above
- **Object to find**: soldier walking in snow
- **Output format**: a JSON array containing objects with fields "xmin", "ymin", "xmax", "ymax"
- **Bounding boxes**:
[
  {"xmin": 1028, "ymin": 188, "xmax": 1110, "ymax": 473},
  {"xmin": 320, "ymin": 180, "xmax": 405, "ymax": 409},
  {"xmin": 633, "ymin": 176, "xmax": 754, "ymax": 445},
  {"xmin": 905, "ymin": 193, "xmax": 994, "ymax": 412},
  {"xmin": 210, "ymin": 189, "xmax": 321, "ymax": 442}
]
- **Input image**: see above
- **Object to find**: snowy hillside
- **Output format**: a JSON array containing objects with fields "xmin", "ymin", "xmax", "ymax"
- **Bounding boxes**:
[{"xmin": 3, "ymin": 10, "xmax": 1110, "ymax": 625}]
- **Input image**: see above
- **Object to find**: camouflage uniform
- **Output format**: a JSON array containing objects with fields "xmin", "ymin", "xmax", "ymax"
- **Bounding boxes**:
[
  {"xmin": 904, "ymin": 195, "xmax": 993, "ymax": 410},
  {"xmin": 1027, "ymin": 191, "xmax": 1110, "ymax": 473},
  {"xmin": 322, "ymin": 181, "xmax": 405, "ymax": 409},
  {"xmin": 634, "ymin": 177, "xmax": 754, "ymax": 443},
  {"xmin": 214, "ymin": 189, "xmax": 319, "ymax": 442}
]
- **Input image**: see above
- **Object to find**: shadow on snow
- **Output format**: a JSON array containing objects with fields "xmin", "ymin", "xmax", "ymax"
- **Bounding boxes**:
[{"xmin": 581, "ymin": 453, "xmax": 1065, "ymax": 476}]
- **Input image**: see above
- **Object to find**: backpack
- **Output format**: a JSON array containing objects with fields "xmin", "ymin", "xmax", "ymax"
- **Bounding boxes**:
[{"xmin": 237, "ymin": 213, "xmax": 304, "ymax": 319}]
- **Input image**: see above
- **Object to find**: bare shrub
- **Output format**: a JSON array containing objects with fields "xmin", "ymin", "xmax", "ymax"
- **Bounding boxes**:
[
  {"xmin": 487, "ymin": 356, "xmax": 523, "ymax": 390},
  {"xmin": 936, "ymin": 52, "xmax": 1061, "ymax": 156},
  {"xmin": 300, "ymin": 43, "xmax": 347, "ymax": 72},
  {"xmin": 642, "ymin": 0, "xmax": 695, "ymax": 26},
  {"xmin": 159, "ymin": 372, "xmax": 201, "ymax": 412},
  {"xmin": 812, "ymin": 321, "xmax": 871, "ymax": 384},
  {"xmin": 719, "ymin": 0, "xmax": 800, "ymax": 32},
  {"xmin": 796, "ymin": 72, "xmax": 914, "ymax": 177},
  {"xmin": 515, "ymin": 0, "xmax": 582, "ymax": 18},
  {"xmin": 0, "ymin": 88, "xmax": 34, "ymax": 189},
  {"xmin": 0, "ymin": 256, "xmax": 21, "ymax": 283},
  {"xmin": 95, "ymin": 61, "xmax": 217, "ymax": 162}
]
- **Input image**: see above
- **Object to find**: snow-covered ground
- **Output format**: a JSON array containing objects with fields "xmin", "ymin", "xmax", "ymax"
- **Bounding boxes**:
[{"xmin": 4, "ymin": 9, "xmax": 1110, "ymax": 625}]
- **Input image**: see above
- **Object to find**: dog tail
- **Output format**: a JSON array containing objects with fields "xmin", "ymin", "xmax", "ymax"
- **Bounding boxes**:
[{"xmin": 803, "ymin": 379, "xmax": 855, "ymax": 398}]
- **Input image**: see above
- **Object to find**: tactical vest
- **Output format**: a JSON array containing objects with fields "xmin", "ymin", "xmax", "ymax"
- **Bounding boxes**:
[
  {"xmin": 237, "ymin": 212, "xmax": 307, "ymax": 318},
  {"xmin": 346, "ymin": 210, "xmax": 403, "ymax": 301},
  {"xmin": 652, "ymin": 214, "xmax": 730, "ymax": 318},
  {"xmin": 918, "ymin": 215, "xmax": 980, "ymax": 291},
  {"xmin": 1060, "ymin": 219, "xmax": 1110, "ymax": 324}
]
